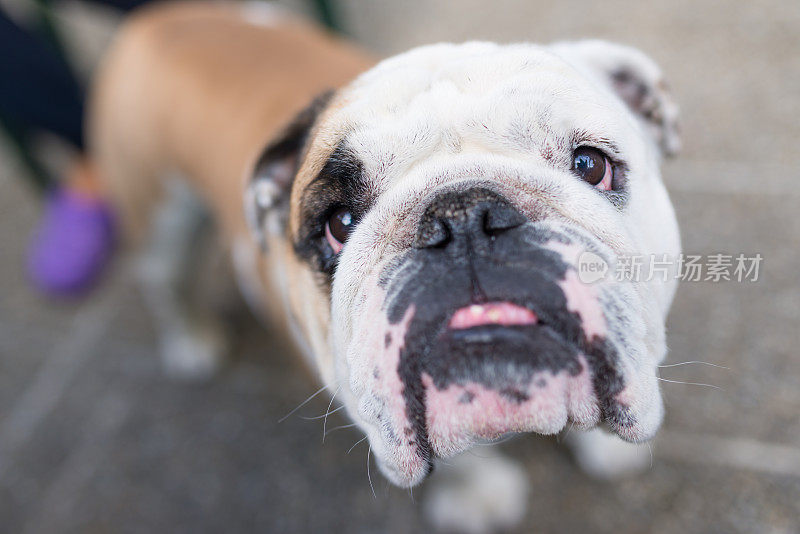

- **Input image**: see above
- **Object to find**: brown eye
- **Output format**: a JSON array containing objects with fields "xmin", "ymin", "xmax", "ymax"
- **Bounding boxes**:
[
  {"xmin": 324, "ymin": 208, "xmax": 354, "ymax": 254},
  {"xmin": 573, "ymin": 147, "xmax": 613, "ymax": 190}
]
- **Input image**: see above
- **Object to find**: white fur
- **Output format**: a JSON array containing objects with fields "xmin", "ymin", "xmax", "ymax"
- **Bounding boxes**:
[
  {"xmin": 234, "ymin": 39, "xmax": 681, "ymax": 532},
  {"xmin": 313, "ymin": 41, "xmax": 680, "ymax": 486},
  {"xmin": 424, "ymin": 452, "xmax": 529, "ymax": 534},
  {"xmin": 139, "ymin": 178, "xmax": 228, "ymax": 381},
  {"xmin": 159, "ymin": 321, "xmax": 227, "ymax": 380},
  {"xmin": 568, "ymin": 427, "xmax": 652, "ymax": 479}
]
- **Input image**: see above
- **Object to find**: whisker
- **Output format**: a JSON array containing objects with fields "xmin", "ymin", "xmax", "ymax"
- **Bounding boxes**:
[
  {"xmin": 299, "ymin": 405, "xmax": 344, "ymax": 421},
  {"xmin": 658, "ymin": 360, "xmax": 731, "ymax": 370},
  {"xmin": 324, "ymin": 423, "xmax": 357, "ymax": 437},
  {"xmin": 367, "ymin": 445, "xmax": 376, "ymax": 498},
  {"xmin": 347, "ymin": 435, "xmax": 368, "ymax": 454},
  {"xmin": 322, "ymin": 387, "xmax": 340, "ymax": 443},
  {"xmin": 646, "ymin": 441, "xmax": 653, "ymax": 469},
  {"xmin": 656, "ymin": 377, "xmax": 722, "ymax": 390},
  {"xmin": 278, "ymin": 384, "xmax": 330, "ymax": 423},
  {"xmin": 477, "ymin": 434, "xmax": 515, "ymax": 446}
]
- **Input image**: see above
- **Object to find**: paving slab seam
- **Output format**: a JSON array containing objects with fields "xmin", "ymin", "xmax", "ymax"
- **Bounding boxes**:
[{"xmin": 0, "ymin": 290, "xmax": 121, "ymax": 479}]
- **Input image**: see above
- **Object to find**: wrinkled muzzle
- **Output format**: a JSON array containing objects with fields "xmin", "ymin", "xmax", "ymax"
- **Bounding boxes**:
[{"xmin": 342, "ymin": 187, "xmax": 663, "ymax": 486}]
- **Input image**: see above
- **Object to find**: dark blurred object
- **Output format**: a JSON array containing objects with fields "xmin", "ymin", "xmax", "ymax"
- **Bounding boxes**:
[
  {"xmin": 311, "ymin": 0, "xmax": 341, "ymax": 34},
  {"xmin": 0, "ymin": 0, "xmax": 152, "ymax": 295},
  {"xmin": 0, "ymin": 0, "xmax": 341, "ymax": 296},
  {"xmin": 0, "ymin": 7, "xmax": 86, "ymax": 190},
  {"xmin": 0, "ymin": 0, "xmax": 340, "ymax": 192},
  {"xmin": 0, "ymin": 0, "xmax": 153, "ymax": 190}
]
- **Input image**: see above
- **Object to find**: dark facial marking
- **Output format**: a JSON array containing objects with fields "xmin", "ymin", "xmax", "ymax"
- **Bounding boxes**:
[
  {"xmin": 253, "ymin": 90, "xmax": 336, "ymax": 179},
  {"xmin": 612, "ymin": 69, "xmax": 649, "ymax": 111},
  {"xmin": 500, "ymin": 388, "xmax": 529, "ymax": 403},
  {"xmin": 248, "ymin": 91, "xmax": 335, "ymax": 247},
  {"xmin": 379, "ymin": 188, "xmax": 629, "ymax": 461},
  {"xmin": 458, "ymin": 391, "xmax": 475, "ymax": 404},
  {"xmin": 294, "ymin": 141, "xmax": 375, "ymax": 278}
]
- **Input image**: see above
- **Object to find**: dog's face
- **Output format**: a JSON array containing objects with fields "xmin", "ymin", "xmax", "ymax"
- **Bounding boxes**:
[{"xmin": 247, "ymin": 40, "xmax": 681, "ymax": 487}]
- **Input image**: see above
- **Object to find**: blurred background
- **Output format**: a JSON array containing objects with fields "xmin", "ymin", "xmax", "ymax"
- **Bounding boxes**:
[{"xmin": 1, "ymin": 0, "xmax": 798, "ymax": 532}]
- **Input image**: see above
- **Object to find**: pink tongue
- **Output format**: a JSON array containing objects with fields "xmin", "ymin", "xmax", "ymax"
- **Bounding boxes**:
[{"xmin": 448, "ymin": 302, "xmax": 538, "ymax": 329}]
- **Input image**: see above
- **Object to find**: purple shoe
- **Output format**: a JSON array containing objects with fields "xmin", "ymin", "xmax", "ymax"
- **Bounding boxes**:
[{"xmin": 27, "ymin": 189, "xmax": 116, "ymax": 296}]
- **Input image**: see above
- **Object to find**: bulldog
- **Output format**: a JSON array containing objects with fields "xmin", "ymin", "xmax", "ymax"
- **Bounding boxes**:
[{"xmin": 90, "ymin": 2, "xmax": 681, "ymax": 531}]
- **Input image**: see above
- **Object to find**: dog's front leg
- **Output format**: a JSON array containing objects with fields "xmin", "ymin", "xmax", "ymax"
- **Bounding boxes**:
[
  {"xmin": 567, "ymin": 427, "xmax": 652, "ymax": 479},
  {"xmin": 138, "ymin": 179, "xmax": 228, "ymax": 381},
  {"xmin": 423, "ymin": 450, "xmax": 529, "ymax": 534}
]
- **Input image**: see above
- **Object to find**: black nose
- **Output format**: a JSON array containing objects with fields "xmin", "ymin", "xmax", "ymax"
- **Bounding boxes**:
[{"xmin": 413, "ymin": 188, "xmax": 527, "ymax": 250}]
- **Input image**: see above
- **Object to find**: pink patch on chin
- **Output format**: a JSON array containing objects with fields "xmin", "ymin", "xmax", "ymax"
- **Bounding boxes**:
[
  {"xmin": 543, "ymin": 240, "xmax": 607, "ymax": 340},
  {"xmin": 558, "ymin": 271, "xmax": 606, "ymax": 339},
  {"xmin": 448, "ymin": 302, "xmax": 537, "ymax": 330},
  {"xmin": 422, "ymin": 361, "xmax": 599, "ymax": 457}
]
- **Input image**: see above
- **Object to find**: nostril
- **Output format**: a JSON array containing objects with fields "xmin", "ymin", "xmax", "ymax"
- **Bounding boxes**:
[
  {"xmin": 481, "ymin": 211, "xmax": 500, "ymax": 238},
  {"xmin": 482, "ymin": 203, "xmax": 527, "ymax": 237},
  {"xmin": 413, "ymin": 216, "xmax": 452, "ymax": 249},
  {"xmin": 415, "ymin": 188, "xmax": 527, "ymax": 248}
]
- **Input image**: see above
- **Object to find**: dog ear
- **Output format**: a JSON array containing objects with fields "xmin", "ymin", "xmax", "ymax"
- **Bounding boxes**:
[
  {"xmin": 553, "ymin": 40, "xmax": 680, "ymax": 157},
  {"xmin": 245, "ymin": 90, "xmax": 334, "ymax": 249}
]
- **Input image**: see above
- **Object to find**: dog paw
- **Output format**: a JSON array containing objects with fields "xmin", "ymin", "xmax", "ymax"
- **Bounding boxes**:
[
  {"xmin": 424, "ymin": 452, "xmax": 529, "ymax": 534},
  {"xmin": 567, "ymin": 427, "xmax": 652, "ymax": 479},
  {"xmin": 160, "ymin": 324, "xmax": 227, "ymax": 382}
]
